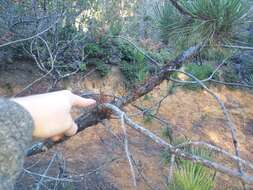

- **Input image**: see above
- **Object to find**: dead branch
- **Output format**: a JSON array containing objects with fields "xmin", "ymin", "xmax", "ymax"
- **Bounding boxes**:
[
  {"xmin": 26, "ymin": 44, "xmax": 201, "ymax": 157},
  {"xmin": 0, "ymin": 19, "xmax": 59, "ymax": 48},
  {"xmin": 104, "ymin": 103, "xmax": 253, "ymax": 185},
  {"xmin": 24, "ymin": 43, "xmax": 253, "ymax": 186},
  {"xmin": 14, "ymin": 36, "xmax": 55, "ymax": 97},
  {"xmin": 168, "ymin": 69, "xmax": 247, "ymax": 188}
]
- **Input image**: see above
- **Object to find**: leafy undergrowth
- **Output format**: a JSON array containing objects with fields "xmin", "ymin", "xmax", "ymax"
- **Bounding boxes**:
[{"xmin": 183, "ymin": 64, "xmax": 218, "ymax": 90}]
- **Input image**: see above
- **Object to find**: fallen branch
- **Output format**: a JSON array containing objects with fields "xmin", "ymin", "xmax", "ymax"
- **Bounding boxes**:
[
  {"xmin": 26, "ymin": 45, "xmax": 201, "ymax": 156},
  {"xmin": 104, "ymin": 103, "xmax": 253, "ymax": 185},
  {"xmin": 26, "ymin": 101, "xmax": 253, "ymax": 185},
  {"xmin": 168, "ymin": 69, "xmax": 245, "ymax": 179},
  {"xmin": 24, "ymin": 43, "xmax": 253, "ymax": 186}
]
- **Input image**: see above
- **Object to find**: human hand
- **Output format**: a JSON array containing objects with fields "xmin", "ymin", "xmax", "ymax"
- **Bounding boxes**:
[{"xmin": 13, "ymin": 90, "xmax": 96, "ymax": 141}]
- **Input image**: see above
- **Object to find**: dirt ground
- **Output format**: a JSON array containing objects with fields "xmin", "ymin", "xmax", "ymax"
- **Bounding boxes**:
[{"xmin": 1, "ymin": 61, "xmax": 253, "ymax": 189}]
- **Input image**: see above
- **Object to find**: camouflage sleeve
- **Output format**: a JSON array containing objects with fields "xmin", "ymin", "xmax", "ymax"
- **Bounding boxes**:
[{"xmin": 0, "ymin": 99, "xmax": 34, "ymax": 190}]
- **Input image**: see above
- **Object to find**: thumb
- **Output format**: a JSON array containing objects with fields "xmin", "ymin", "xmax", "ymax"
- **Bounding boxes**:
[
  {"xmin": 64, "ymin": 122, "xmax": 78, "ymax": 137},
  {"xmin": 71, "ymin": 94, "xmax": 96, "ymax": 108}
]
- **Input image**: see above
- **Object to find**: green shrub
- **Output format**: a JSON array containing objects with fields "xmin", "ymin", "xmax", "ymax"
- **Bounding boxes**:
[
  {"xmin": 247, "ymin": 74, "xmax": 253, "ymax": 85},
  {"xmin": 58, "ymin": 24, "xmax": 78, "ymax": 41},
  {"xmin": 240, "ymin": 57, "xmax": 253, "ymax": 84},
  {"xmin": 79, "ymin": 63, "xmax": 87, "ymax": 72},
  {"xmin": 62, "ymin": 182, "xmax": 75, "ymax": 190},
  {"xmin": 95, "ymin": 61, "xmax": 110, "ymax": 77},
  {"xmin": 161, "ymin": 149, "xmax": 172, "ymax": 165},
  {"xmin": 84, "ymin": 43, "xmax": 104, "ymax": 57},
  {"xmin": 184, "ymin": 64, "xmax": 216, "ymax": 80},
  {"xmin": 162, "ymin": 126, "xmax": 173, "ymax": 143},
  {"xmin": 183, "ymin": 64, "xmax": 217, "ymax": 90},
  {"xmin": 119, "ymin": 44, "xmax": 149, "ymax": 86},
  {"xmin": 222, "ymin": 64, "xmax": 240, "ymax": 83},
  {"xmin": 109, "ymin": 20, "xmax": 123, "ymax": 36},
  {"xmin": 202, "ymin": 48, "xmax": 233, "ymax": 62},
  {"xmin": 120, "ymin": 60, "xmax": 148, "ymax": 86},
  {"xmin": 148, "ymin": 49, "xmax": 174, "ymax": 65},
  {"xmin": 143, "ymin": 110, "xmax": 154, "ymax": 124},
  {"xmin": 118, "ymin": 42, "xmax": 137, "ymax": 62}
]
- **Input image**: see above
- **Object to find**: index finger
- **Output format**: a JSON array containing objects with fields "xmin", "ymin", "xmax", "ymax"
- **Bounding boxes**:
[{"xmin": 71, "ymin": 94, "xmax": 96, "ymax": 108}]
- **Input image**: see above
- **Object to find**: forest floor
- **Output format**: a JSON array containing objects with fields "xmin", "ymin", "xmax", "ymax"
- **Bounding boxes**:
[{"xmin": 1, "ymin": 61, "xmax": 253, "ymax": 190}]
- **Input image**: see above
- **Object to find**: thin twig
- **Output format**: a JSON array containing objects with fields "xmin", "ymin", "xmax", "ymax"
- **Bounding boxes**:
[
  {"xmin": 120, "ymin": 112, "xmax": 137, "ymax": 188},
  {"xmin": 0, "ymin": 20, "xmax": 58, "ymax": 48},
  {"xmin": 167, "ymin": 154, "xmax": 175, "ymax": 185},
  {"xmin": 221, "ymin": 44, "xmax": 253, "ymax": 51},
  {"xmin": 36, "ymin": 153, "xmax": 57, "ymax": 190},
  {"xmin": 14, "ymin": 36, "xmax": 55, "ymax": 97}
]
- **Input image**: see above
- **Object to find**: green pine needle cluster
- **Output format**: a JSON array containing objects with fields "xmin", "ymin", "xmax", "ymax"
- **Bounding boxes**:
[
  {"xmin": 167, "ymin": 145, "xmax": 215, "ymax": 190},
  {"xmin": 155, "ymin": 0, "xmax": 249, "ymax": 46}
]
